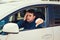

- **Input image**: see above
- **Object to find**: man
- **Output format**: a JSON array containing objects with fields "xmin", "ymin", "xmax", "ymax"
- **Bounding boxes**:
[{"xmin": 17, "ymin": 9, "xmax": 44, "ymax": 30}]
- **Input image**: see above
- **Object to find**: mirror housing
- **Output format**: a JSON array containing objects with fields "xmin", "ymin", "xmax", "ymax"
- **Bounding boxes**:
[{"xmin": 2, "ymin": 23, "xmax": 19, "ymax": 34}]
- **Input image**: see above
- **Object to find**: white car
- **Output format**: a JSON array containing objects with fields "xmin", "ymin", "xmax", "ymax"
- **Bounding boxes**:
[{"xmin": 0, "ymin": 0, "xmax": 60, "ymax": 40}]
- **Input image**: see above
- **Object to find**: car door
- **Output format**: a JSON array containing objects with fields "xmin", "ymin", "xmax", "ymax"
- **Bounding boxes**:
[
  {"xmin": 6, "ymin": 27, "xmax": 53, "ymax": 40},
  {"xmin": 4, "ymin": 5, "xmax": 53, "ymax": 40},
  {"xmin": 0, "ymin": 4, "xmax": 54, "ymax": 40}
]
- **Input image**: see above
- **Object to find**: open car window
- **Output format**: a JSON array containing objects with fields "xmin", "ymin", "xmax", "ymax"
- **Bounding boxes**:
[
  {"xmin": 9, "ymin": 7, "xmax": 45, "ymax": 23},
  {"xmin": 0, "ymin": 5, "xmax": 45, "ymax": 32}
]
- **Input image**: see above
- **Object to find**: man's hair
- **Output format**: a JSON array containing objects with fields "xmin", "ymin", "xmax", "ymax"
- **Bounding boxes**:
[
  {"xmin": 25, "ymin": 9, "xmax": 36, "ymax": 16},
  {"xmin": 25, "ymin": 9, "xmax": 45, "ymax": 20}
]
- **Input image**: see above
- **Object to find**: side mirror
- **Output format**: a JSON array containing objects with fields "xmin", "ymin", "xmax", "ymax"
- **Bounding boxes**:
[{"xmin": 2, "ymin": 23, "xmax": 19, "ymax": 34}]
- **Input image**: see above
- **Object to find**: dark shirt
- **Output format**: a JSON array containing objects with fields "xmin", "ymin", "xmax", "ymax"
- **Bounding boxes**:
[{"xmin": 17, "ymin": 19, "xmax": 42, "ymax": 30}]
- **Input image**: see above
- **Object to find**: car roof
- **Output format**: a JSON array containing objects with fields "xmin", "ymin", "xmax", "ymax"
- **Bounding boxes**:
[{"xmin": 0, "ymin": 0, "xmax": 60, "ymax": 20}]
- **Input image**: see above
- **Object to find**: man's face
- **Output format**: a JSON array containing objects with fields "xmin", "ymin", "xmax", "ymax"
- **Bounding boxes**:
[{"xmin": 25, "ymin": 12, "xmax": 36, "ymax": 22}]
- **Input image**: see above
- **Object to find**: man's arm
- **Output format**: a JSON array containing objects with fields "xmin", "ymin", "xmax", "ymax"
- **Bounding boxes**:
[
  {"xmin": 17, "ymin": 19, "xmax": 25, "ymax": 28},
  {"xmin": 35, "ymin": 18, "xmax": 44, "ymax": 27}
]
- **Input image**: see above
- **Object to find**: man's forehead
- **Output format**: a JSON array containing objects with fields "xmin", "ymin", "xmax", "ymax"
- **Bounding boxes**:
[{"xmin": 26, "ymin": 12, "xmax": 34, "ymax": 15}]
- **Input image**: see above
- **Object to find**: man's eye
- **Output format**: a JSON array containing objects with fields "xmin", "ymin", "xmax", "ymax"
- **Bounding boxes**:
[{"xmin": 29, "ymin": 15, "xmax": 31, "ymax": 17}]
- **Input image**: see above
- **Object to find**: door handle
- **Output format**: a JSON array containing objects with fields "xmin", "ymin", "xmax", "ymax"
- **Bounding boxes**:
[{"xmin": 41, "ymin": 34, "xmax": 52, "ymax": 40}]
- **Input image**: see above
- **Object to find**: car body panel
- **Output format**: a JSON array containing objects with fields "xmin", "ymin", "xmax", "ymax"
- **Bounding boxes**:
[
  {"xmin": 53, "ymin": 26, "xmax": 60, "ymax": 40},
  {"xmin": 0, "ymin": 27, "xmax": 53, "ymax": 40}
]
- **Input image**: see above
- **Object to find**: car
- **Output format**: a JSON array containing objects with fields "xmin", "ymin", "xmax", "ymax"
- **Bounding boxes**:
[{"xmin": 0, "ymin": 0, "xmax": 60, "ymax": 40}]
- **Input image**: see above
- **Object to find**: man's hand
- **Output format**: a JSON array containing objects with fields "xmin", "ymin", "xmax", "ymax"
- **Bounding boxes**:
[
  {"xmin": 24, "ymin": 14, "xmax": 27, "ymax": 21},
  {"xmin": 35, "ymin": 18, "xmax": 44, "ymax": 27}
]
